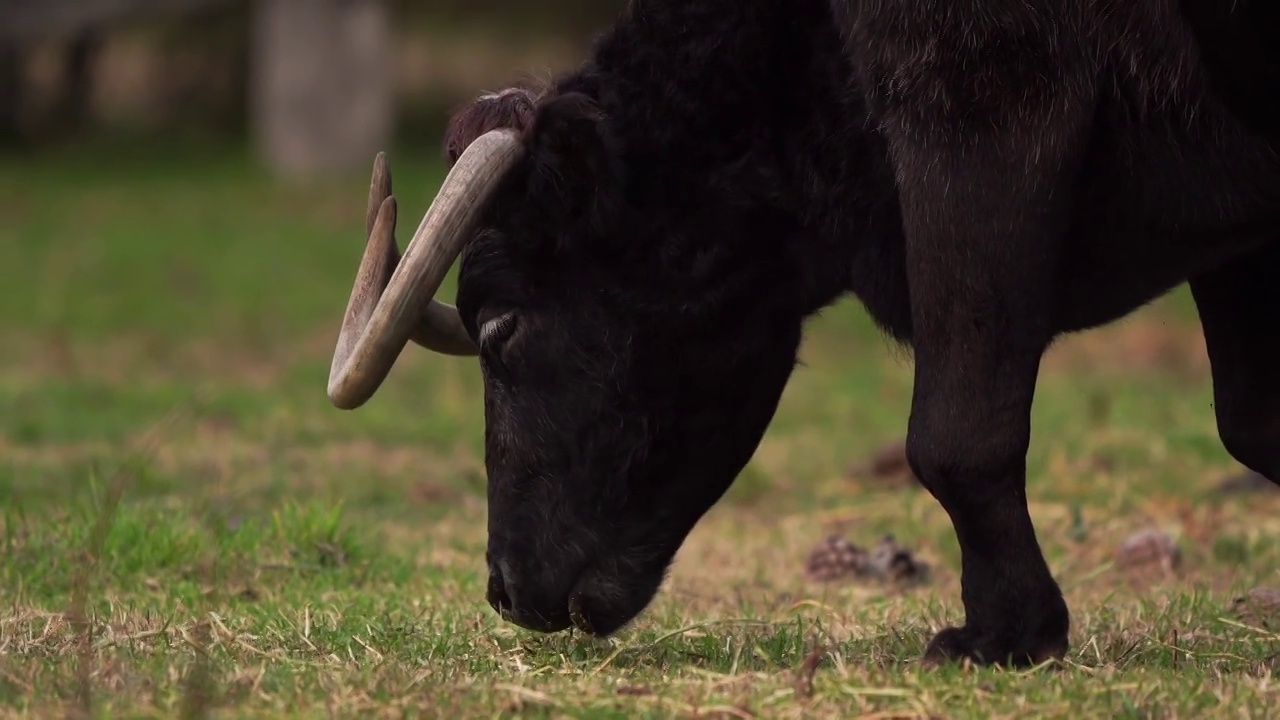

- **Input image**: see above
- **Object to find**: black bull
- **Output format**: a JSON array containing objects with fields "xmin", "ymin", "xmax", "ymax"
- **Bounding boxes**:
[{"xmin": 324, "ymin": 0, "xmax": 1280, "ymax": 667}]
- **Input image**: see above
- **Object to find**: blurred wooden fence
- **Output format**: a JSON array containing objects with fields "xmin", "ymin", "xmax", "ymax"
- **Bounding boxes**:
[
  {"xmin": 1, "ymin": 0, "xmax": 234, "ymax": 43},
  {"xmin": 0, "ymin": 0, "xmax": 621, "ymax": 177}
]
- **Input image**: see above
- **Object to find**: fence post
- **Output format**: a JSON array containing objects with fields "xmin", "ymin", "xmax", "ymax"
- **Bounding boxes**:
[{"xmin": 249, "ymin": 0, "xmax": 394, "ymax": 178}]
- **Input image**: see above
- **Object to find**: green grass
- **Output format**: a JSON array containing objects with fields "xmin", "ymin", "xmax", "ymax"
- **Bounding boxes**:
[{"xmin": 2, "ymin": 138, "xmax": 1279, "ymax": 718}]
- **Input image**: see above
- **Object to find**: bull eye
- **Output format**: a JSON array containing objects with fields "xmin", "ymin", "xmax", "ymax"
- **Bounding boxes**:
[{"xmin": 478, "ymin": 311, "xmax": 518, "ymax": 349}]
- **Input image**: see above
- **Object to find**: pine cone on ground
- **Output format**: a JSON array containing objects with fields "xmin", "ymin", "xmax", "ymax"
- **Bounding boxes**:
[
  {"xmin": 804, "ymin": 535, "xmax": 870, "ymax": 582},
  {"xmin": 804, "ymin": 534, "xmax": 930, "ymax": 585},
  {"xmin": 868, "ymin": 534, "xmax": 930, "ymax": 584},
  {"xmin": 1232, "ymin": 587, "xmax": 1280, "ymax": 628},
  {"xmin": 1116, "ymin": 528, "xmax": 1181, "ymax": 573}
]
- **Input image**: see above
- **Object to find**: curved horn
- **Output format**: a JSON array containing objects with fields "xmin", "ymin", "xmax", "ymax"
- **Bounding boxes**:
[{"xmin": 327, "ymin": 129, "xmax": 524, "ymax": 410}]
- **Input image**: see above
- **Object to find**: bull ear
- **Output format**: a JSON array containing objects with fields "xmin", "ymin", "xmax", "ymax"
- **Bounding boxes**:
[{"xmin": 522, "ymin": 92, "xmax": 626, "ymax": 248}]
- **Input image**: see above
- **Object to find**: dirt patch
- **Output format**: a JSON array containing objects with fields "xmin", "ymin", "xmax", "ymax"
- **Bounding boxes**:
[
  {"xmin": 0, "ymin": 332, "xmax": 289, "ymax": 389},
  {"xmin": 1, "ymin": 427, "xmax": 482, "ymax": 508},
  {"xmin": 844, "ymin": 438, "xmax": 917, "ymax": 488},
  {"xmin": 1212, "ymin": 471, "xmax": 1278, "ymax": 496},
  {"xmin": 1042, "ymin": 315, "xmax": 1208, "ymax": 379}
]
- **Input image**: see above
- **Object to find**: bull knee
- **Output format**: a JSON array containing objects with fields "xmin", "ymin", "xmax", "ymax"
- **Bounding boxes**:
[{"xmin": 905, "ymin": 414, "xmax": 1031, "ymax": 509}]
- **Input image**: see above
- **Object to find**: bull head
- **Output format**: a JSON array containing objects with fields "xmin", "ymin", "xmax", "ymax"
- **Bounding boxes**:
[{"xmin": 326, "ymin": 88, "xmax": 805, "ymax": 637}]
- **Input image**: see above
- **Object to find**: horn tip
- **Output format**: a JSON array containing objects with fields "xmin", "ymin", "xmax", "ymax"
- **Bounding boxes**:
[
  {"xmin": 326, "ymin": 381, "xmax": 365, "ymax": 410},
  {"xmin": 372, "ymin": 195, "xmax": 398, "ymax": 243}
]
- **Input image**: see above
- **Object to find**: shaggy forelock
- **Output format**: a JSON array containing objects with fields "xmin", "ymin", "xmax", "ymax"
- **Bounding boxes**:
[{"xmin": 443, "ymin": 82, "xmax": 549, "ymax": 164}]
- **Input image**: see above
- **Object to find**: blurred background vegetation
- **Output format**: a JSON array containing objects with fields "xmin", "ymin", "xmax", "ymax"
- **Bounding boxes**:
[
  {"xmin": 1, "ymin": 0, "xmax": 651, "ymax": 503},
  {"xmin": 2, "ymin": 0, "xmax": 627, "ymax": 172}
]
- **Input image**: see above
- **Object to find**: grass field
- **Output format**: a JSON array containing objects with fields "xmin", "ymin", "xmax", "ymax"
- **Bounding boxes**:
[{"xmin": 2, "ymin": 138, "xmax": 1279, "ymax": 719}]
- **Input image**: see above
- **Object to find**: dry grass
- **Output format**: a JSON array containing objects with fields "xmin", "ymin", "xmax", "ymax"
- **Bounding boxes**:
[{"xmin": 2, "ymin": 139, "xmax": 1279, "ymax": 718}]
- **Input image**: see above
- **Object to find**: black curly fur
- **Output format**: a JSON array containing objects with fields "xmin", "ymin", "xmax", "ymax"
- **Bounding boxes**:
[{"xmin": 435, "ymin": 0, "xmax": 1280, "ymax": 665}]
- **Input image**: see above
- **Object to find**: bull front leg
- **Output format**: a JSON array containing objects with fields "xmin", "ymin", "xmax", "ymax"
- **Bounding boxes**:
[
  {"xmin": 899, "ymin": 138, "xmax": 1080, "ymax": 666},
  {"xmin": 865, "ymin": 30, "xmax": 1096, "ymax": 667}
]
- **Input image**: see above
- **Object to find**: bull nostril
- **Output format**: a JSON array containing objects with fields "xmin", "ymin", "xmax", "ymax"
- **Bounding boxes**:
[
  {"xmin": 486, "ymin": 559, "xmax": 580, "ymax": 633},
  {"xmin": 487, "ymin": 568, "xmax": 512, "ymax": 617},
  {"xmin": 568, "ymin": 591, "xmax": 594, "ymax": 635}
]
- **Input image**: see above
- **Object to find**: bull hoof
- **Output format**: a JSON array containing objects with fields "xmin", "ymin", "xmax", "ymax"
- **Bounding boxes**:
[{"xmin": 920, "ymin": 626, "xmax": 1068, "ymax": 669}]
